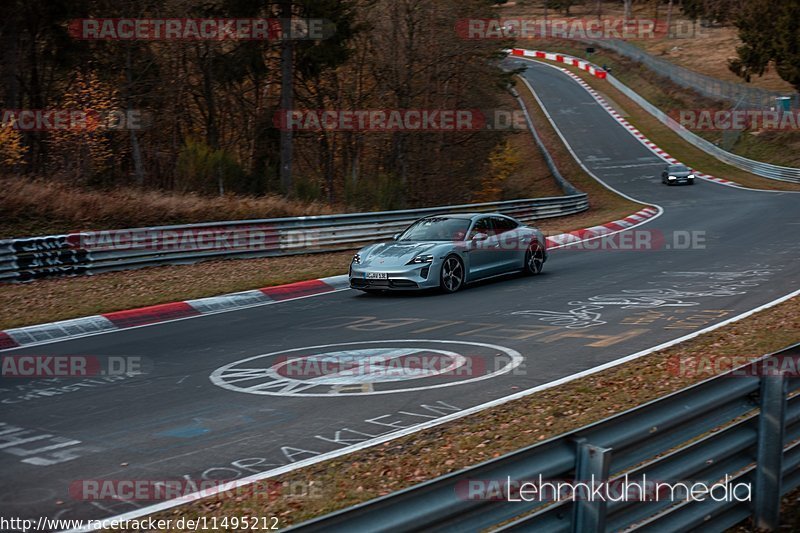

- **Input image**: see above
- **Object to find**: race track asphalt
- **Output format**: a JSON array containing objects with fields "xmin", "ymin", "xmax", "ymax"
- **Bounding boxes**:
[{"xmin": 1, "ymin": 58, "xmax": 798, "ymax": 524}]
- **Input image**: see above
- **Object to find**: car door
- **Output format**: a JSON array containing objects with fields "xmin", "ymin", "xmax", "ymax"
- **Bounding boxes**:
[
  {"xmin": 466, "ymin": 217, "xmax": 502, "ymax": 279},
  {"xmin": 491, "ymin": 216, "xmax": 525, "ymax": 271}
]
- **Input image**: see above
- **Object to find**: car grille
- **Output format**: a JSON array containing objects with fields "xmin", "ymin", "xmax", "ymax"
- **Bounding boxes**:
[{"xmin": 350, "ymin": 277, "xmax": 419, "ymax": 289}]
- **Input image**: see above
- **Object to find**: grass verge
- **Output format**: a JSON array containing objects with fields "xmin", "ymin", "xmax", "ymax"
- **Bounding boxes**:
[
  {"xmin": 0, "ymin": 252, "xmax": 353, "ymax": 330},
  {"xmin": 129, "ymin": 294, "xmax": 799, "ymax": 531}
]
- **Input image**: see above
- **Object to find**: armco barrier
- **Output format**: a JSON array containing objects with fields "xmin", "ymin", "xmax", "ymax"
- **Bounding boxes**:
[
  {"xmin": 510, "ymin": 48, "xmax": 800, "ymax": 184},
  {"xmin": 0, "ymin": 194, "xmax": 588, "ymax": 283},
  {"xmin": 288, "ymin": 343, "xmax": 800, "ymax": 533}
]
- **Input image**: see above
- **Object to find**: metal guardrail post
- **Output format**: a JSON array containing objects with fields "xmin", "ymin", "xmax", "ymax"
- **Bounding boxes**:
[
  {"xmin": 573, "ymin": 439, "xmax": 612, "ymax": 533},
  {"xmin": 754, "ymin": 370, "xmax": 788, "ymax": 530}
]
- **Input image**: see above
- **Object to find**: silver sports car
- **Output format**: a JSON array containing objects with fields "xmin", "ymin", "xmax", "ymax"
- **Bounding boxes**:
[{"xmin": 349, "ymin": 213, "xmax": 548, "ymax": 293}]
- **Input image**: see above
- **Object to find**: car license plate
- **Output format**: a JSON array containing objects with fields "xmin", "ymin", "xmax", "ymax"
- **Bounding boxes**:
[{"xmin": 364, "ymin": 272, "xmax": 388, "ymax": 280}]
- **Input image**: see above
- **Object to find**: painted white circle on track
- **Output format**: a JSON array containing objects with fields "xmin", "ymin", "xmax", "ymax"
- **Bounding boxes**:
[{"xmin": 209, "ymin": 340, "xmax": 523, "ymax": 396}]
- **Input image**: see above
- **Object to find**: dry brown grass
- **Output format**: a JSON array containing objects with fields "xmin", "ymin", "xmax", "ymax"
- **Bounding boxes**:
[
  {"xmin": 0, "ymin": 251, "xmax": 354, "ymax": 330},
  {"xmin": 0, "ymin": 178, "xmax": 340, "ymax": 239},
  {"xmin": 137, "ymin": 295, "xmax": 799, "ymax": 530},
  {"xmin": 496, "ymin": 90, "xmax": 566, "ymax": 199}
]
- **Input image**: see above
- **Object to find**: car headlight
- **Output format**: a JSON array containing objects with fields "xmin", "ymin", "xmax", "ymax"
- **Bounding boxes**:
[
  {"xmin": 352, "ymin": 253, "xmax": 361, "ymax": 264},
  {"xmin": 668, "ymin": 175, "xmax": 677, "ymax": 180},
  {"xmin": 407, "ymin": 254, "xmax": 433, "ymax": 265},
  {"xmin": 688, "ymin": 174, "xmax": 695, "ymax": 179}
]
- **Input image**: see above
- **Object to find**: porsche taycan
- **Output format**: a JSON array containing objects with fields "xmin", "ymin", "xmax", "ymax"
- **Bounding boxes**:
[{"xmin": 349, "ymin": 213, "xmax": 548, "ymax": 293}]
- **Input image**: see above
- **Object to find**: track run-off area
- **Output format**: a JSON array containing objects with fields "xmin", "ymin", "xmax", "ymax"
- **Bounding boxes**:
[{"xmin": 1, "ymin": 57, "xmax": 798, "ymax": 526}]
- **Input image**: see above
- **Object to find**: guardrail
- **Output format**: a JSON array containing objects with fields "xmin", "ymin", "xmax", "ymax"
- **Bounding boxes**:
[
  {"xmin": 288, "ymin": 343, "xmax": 800, "ymax": 532},
  {"xmin": 587, "ymin": 39, "xmax": 800, "ymax": 111},
  {"xmin": 510, "ymin": 48, "xmax": 800, "ymax": 184},
  {"xmin": 0, "ymin": 194, "xmax": 588, "ymax": 283}
]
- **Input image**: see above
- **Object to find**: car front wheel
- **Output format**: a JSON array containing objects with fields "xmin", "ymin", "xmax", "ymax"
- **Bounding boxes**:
[
  {"xmin": 440, "ymin": 255, "xmax": 464, "ymax": 293},
  {"xmin": 524, "ymin": 242, "xmax": 545, "ymax": 275}
]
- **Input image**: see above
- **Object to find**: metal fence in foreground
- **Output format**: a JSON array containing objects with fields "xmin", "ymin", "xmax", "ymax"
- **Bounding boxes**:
[
  {"xmin": 0, "ymin": 194, "xmax": 588, "ymax": 283},
  {"xmin": 289, "ymin": 343, "xmax": 800, "ymax": 532}
]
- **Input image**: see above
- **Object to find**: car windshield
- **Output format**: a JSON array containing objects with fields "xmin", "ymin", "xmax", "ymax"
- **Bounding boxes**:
[
  {"xmin": 669, "ymin": 165, "xmax": 689, "ymax": 173},
  {"xmin": 399, "ymin": 217, "xmax": 470, "ymax": 241}
]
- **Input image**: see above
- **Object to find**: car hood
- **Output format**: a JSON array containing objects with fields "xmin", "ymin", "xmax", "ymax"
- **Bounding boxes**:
[
  {"xmin": 362, "ymin": 242, "xmax": 442, "ymax": 266},
  {"xmin": 669, "ymin": 170, "xmax": 692, "ymax": 177}
]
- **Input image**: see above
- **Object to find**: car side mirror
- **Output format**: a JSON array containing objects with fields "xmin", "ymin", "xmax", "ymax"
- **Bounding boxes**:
[
  {"xmin": 472, "ymin": 232, "xmax": 488, "ymax": 242},
  {"xmin": 392, "ymin": 233, "xmax": 400, "ymax": 241}
]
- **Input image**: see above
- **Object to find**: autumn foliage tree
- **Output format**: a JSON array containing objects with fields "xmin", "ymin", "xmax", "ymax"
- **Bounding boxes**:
[
  {"xmin": 47, "ymin": 70, "xmax": 120, "ymax": 183},
  {"xmin": 0, "ymin": 121, "xmax": 27, "ymax": 166},
  {"xmin": 1, "ymin": 0, "xmax": 515, "ymax": 210}
]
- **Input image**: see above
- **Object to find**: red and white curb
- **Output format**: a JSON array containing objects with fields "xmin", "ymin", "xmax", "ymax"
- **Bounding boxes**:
[
  {"xmin": 545, "ymin": 206, "xmax": 658, "ymax": 248},
  {"xmin": 0, "ymin": 207, "xmax": 659, "ymax": 350},
  {"xmin": 510, "ymin": 48, "xmax": 608, "ymax": 79},
  {"xmin": 0, "ymin": 276, "xmax": 350, "ymax": 350},
  {"xmin": 510, "ymin": 48, "xmax": 740, "ymax": 187}
]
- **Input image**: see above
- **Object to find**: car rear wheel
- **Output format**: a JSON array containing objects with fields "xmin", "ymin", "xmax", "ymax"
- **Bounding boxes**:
[
  {"xmin": 440, "ymin": 255, "xmax": 464, "ymax": 293},
  {"xmin": 524, "ymin": 242, "xmax": 545, "ymax": 275}
]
